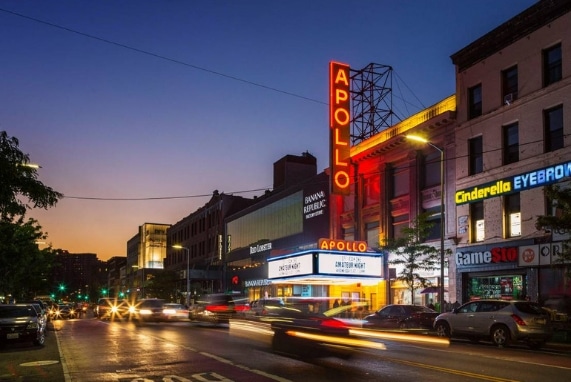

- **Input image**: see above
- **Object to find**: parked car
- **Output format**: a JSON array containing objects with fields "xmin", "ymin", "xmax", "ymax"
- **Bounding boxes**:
[
  {"xmin": 270, "ymin": 305, "xmax": 354, "ymax": 359},
  {"xmin": 434, "ymin": 299, "xmax": 552, "ymax": 349},
  {"xmin": 189, "ymin": 293, "xmax": 238, "ymax": 325},
  {"xmin": 0, "ymin": 304, "xmax": 46, "ymax": 346},
  {"xmin": 131, "ymin": 299, "xmax": 165, "ymax": 322},
  {"xmin": 363, "ymin": 304, "xmax": 439, "ymax": 330},
  {"xmin": 161, "ymin": 303, "xmax": 189, "ymax": 321}
]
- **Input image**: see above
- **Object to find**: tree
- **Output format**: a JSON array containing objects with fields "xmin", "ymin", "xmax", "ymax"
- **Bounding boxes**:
[
  {"xmin": 383, "ymin": 212, "xmax": 441, "ymax": 305},
  {"xmin": 0, "ymin": 131, "xmax": 63, "ymax": 300},
  {"xmin": 0, "ymin": 131, "xmax": 63, "ymax": 222},
  {"xmin": 0, "ymin": 217, "xmax": 55, "ymax": 300},
  {"xmin": 535, "ymin": 184, "xmax": 571, "ymax": 279}
]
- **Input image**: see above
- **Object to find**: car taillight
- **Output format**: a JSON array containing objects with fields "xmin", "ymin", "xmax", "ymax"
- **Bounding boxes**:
[
  {"xmin": 320, "ymin": 318, "xmax": 347, "ymax": 329},
  {"xmin": 206, "ymin": 305, "xmax": 229, "ymax": 312},
  {"xmin": 511, "ymin": 314, "xmax": 526, "ymax": 326}
]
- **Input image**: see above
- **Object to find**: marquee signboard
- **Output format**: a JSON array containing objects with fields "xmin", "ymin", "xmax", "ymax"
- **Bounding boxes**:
[
  {"xmin": 267, "ymin": 250, "xmax": 384, "ymax": 280},
  {"xmin": 318, "ymin": 253, "xmax": 382, "ymax": 277},
  {"xmin": 329, "ymin": 61, "xmax": 351, "ymax": 195}
]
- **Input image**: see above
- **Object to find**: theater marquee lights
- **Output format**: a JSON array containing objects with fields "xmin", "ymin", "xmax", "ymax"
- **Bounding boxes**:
[{"xmin": 329, "ymin": 61, "xmax": 351, "ymax": 195}]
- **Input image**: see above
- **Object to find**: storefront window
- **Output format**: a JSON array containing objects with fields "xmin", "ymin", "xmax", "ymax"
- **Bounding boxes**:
[{"xmin": 467, "ymin": 275, "xmax": 524, "ymax": 300}]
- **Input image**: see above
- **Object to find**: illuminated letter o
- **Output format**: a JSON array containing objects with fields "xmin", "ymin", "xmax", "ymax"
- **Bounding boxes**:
[
  {"xmin": 334, "ymin": 108, "xmax": 350, "ymax": 125},
  {"xmin": 335, "ymin": 171, "xmax": 350, "ymax": 189}
]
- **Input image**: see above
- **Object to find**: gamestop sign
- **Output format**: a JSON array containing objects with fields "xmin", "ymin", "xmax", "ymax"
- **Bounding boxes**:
[
  {"xmin": 455, "ymin": 247, "xmax": 518, "ymax": 267},
  {"xmin": 329, "ymin": 61, "xmax": 351, "ymax": 195}
]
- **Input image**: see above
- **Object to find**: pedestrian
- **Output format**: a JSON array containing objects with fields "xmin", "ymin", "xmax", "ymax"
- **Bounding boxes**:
[{"xmin": 427, "ymin": 299, "xmax": 435, "ymax": 310}]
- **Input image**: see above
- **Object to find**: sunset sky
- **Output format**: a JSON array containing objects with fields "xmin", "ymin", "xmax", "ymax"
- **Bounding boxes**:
[{"xmin": 1, "ymin": 0, "xmax": 537, "ymax": 260}]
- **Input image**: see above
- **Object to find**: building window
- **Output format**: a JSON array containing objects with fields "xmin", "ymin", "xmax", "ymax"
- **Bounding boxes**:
[
  {"xmin": 423, "ymin": 151, "xmax": 441, "ymax": 188},
  {"xmin": 343, "ymin": 183, "xmax": 355, "ymax": 212},
  {"xmin": 364, "ymin": 174, "xmax": 381, "ymax": 206},
  {"xmin": 469, "ymin": 136, "xmax": 483, "ymax": 175},
  {"xmin": 365, "ymin": 222, "xmax": 379, "ymax": 248},
  {"xmin": 543, "ymin": 43, "xmax": 562, "ymax": 87},
  {"xmin": 502, "ymin": 65, "xmax": 518, "ymax": 104},
  {"xmin": 391, "ymin": 214, "xmax": 409, "ymax": 240},
  {"xmin": 503, "ymin": 122, "xmax": 519, "ymax": 165},
  {"xmin": 545, "ymin": 105, "xmax": 563, "ymax": 152},
  {"xmin": 468, "ymin": 84, "xmax": 482, "ymax": 119},
  {"xmin": 505, "ymin": 193, "xmax": 521, "ymax": 237},
  {"xmin": 471, "ymin": 201, "xmax": 484, "ymax": 242},
  {"xmin": 424, "ymin": 206, "xmax": 442, "ymax": 241},
  {"xmin": 391, "ymin": 162, "xmax": 409, "ymax": 198},
  {"xmin": 343, "ymin": 227, "xmax": 354, "ymax": 241}
]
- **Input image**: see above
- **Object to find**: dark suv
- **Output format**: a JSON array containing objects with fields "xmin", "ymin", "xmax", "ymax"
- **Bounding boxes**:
[{"xmin": 0, "ymin": 304, "xmax": 46, "ymax": 346}]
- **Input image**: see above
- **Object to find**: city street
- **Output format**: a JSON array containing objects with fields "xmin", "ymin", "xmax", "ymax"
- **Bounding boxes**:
[{"xmin": 1, "ymin": 316, "xmax": 570, "ymax": 382}]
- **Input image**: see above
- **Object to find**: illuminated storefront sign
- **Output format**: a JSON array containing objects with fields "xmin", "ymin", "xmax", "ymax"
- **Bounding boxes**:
[
  {"xmin": 318, "ymin": 253, "xmax": 382, "ymax": 277},
  {"xmin": 244, "ymin": 279, "xmax": 272, "ymax": 288},
  {"xmin": 250, "ymin": 242, "xmax": 272, "ymax": 254},
  {"xmin": 329, "ymin": 61, "xmax": 351, "ymax": 195},
  {"xmin": 455, "ymin": 247, "xmax": 518, "ymax": 267},
  {"xmin": 268, "ymin": 253, "xmax": 313, "ymax": 278},
  {"xmin": 318, "ymin": 238, "xmax": 367, "ymax": 252},
  {"xmin": 455, "ymin": 160, "xmax": 571, "ymax": 205},
  {"xmin": 518, "ymin": 243, "xmax": 565, "ymax": 267},
  {"xmin": 304, "ymin": 190, "xmax": 327, "ymax": 219}
]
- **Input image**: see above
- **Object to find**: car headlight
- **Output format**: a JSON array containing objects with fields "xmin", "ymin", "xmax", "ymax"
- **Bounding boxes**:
[
  {"xmin": 111, "ymin": 306, "xmax": 119, "ymax": 313},
  {"xmin": 163, "ymin": 309, "xmax": 176, "ymax": 314},
  {"xmin": 140, "ymin": 309, "xmax": 152, "ymax": 315},
  {"xmin": 27, "ymin": 322, "xmax": 39, "ymax": 329},
  {"xmin": 129, "ymin": 306, "xmax": 136, "ymax": 314}
]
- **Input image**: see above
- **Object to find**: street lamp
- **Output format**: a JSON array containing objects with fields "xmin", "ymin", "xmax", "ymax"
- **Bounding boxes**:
[
  {"xmin": 173, "ymin": 245, "xmax": 190, "ymax": 307},
  {"xmin": 406, "ymin": 134, "xmax": 446, "ymax": 312}
]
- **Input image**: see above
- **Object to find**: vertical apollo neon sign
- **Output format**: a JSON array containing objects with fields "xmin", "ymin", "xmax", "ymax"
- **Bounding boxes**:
[{"xmin": 329, "ymin": 61, "xmax": 351, "ymax": 195}]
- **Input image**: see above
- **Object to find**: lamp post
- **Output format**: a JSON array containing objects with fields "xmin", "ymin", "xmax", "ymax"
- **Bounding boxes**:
[
  {"xmin": 173, "ymin": 245, "xmax": 190, "ymax": 307},
  {"xmin": 406, "ymin": 134, "xmax": 446, "ymax": 312}
]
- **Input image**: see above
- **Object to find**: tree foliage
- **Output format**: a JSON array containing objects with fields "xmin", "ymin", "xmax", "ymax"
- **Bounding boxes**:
[
  {"xmin": 0, "ymin": 131, "xmax": 62, "ymax": 300},
  {"xmin": 382, "ymin": 212, "xmax": 441, "ymax": 305},
  {"xmin": 0, "ymin": 131, "xmax": 63, "ymax": 222},
  {"xmin": 0, "ymin": 217, "xmax": 55, "ymax": 300},
  {"xmin": 535, "ymin": 184, "xmax": 571, "ymax": 277}
]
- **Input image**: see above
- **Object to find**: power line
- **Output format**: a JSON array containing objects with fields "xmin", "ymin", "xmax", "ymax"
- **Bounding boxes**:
[
  {"xmin": 0, "ymin": 7, "xmax": 326, "ymax": 106},
  {"xmin": 62, "ymin": 187, "xmax": 272, "ymax": 201}
]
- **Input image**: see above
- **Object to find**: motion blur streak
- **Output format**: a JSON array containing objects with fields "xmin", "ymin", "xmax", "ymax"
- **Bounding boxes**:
[
  {"xmin": 229, "ymin": 320, "xmax": 274, "ymax": 336},
  {"xmin": 350, "ymin": 328, "xmax": 450, "ymax": 346},
  {"xmin": 285, "ymin": 330, "xmax": 387, "ymax": 350}
]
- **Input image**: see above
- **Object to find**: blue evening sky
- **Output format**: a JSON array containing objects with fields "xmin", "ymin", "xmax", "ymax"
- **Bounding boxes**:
[{"xmin": 0, "ymin": 1, "xmax": 537, "ymax": 259}]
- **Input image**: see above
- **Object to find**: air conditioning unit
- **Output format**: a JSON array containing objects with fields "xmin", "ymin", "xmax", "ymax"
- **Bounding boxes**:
[{"xmin": 504, "ymin": 93, "xmax": 514, "ymax": 105}]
